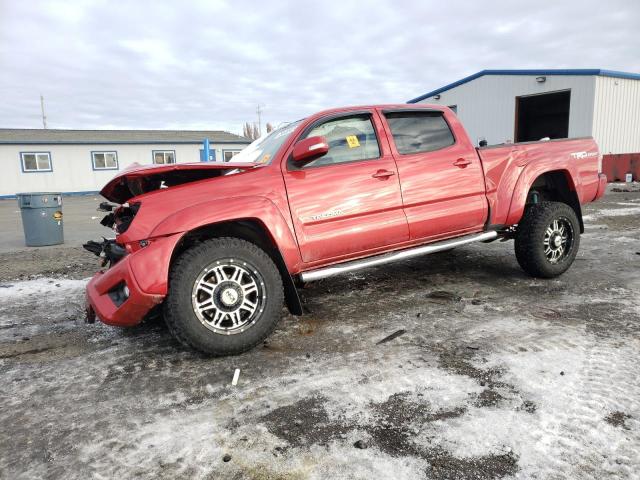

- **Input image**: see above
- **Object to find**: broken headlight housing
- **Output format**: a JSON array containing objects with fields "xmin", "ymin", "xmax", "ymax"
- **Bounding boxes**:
[
  {"xmin": 83, "ymin": 239, "xmax": 127, "ymax": 268},
  {"xmin": 100, "ymin": 202, "xmax": 141, "ymax": 234}
]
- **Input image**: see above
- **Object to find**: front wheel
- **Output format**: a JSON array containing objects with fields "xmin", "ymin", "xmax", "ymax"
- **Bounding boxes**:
[
  {"xmin": 514, "ymin": 201, "xmax": 580, "ymax": 278},
  {"xmin": 164, "ymin": 237, "xmax": 284, "ymax": 356}
]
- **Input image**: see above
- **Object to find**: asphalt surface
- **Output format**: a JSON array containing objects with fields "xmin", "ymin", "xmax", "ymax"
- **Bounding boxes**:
[
  {"xmin": 1, "ymin": 186, "xmax": 639, "ymax": 479},
  {"xmin": 0, "ymin": 195, "xmax": 111, "ymax": 254}
]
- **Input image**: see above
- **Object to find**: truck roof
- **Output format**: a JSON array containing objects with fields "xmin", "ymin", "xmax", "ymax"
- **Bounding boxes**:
[{"xmin": 308, "ymin": 103, "xmax": 446, "ymax": 118}]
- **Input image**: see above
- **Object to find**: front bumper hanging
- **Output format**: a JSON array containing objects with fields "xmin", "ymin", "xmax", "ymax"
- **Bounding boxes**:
[
  {"xmin": 83, "ymin": 233, "xmax": 183, "ymax": 327},
  {"xmin": 85, "ymin": 255, "xmax": 163, "ymax": 327}
]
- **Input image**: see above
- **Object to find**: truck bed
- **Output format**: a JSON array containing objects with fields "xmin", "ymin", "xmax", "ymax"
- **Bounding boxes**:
[{"xmin": 477, "ymin": 137, "xmax": 601, "ymax": 227}]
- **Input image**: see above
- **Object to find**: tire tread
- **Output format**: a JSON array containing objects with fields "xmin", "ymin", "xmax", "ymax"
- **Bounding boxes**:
[
  {"xmin": 514, "ymin": 201, "xmax": 580, "ymax": 278},
  {"xmin": 163, "ymin": 237, "xmax": 284, "ymax": 356}
]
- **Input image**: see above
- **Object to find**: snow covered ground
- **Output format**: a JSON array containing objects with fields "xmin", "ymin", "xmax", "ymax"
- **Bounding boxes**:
[{"xmin": 1, "ymin": 192, "xmax": 639, "ymax": 479}]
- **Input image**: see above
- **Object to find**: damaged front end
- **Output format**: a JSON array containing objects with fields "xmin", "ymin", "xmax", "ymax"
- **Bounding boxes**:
[
  {"xmin": 84, "ymin": 161, "xmax": 256, "ymax": 327},
  {"xmin": 99, "ymin": 161, "xmax": 258, "ymax": 204},
  {"xmin": 83, "ymin": 238, "xmax": 127, "ymax": 268},
  {"xmin": 83, "ymin": 201, "xmax": 139, "ymax": 269},
  {"xmin": 83, "ymin": 199, "xmax": 162, "ymax": 326}
]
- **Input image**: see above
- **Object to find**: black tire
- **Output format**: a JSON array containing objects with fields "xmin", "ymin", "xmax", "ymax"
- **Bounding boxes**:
[
  {"xmin": 514, "ymin": 201, "xmax": 580, "ymax": 278},
  {"xmin": 164, "ymin": 237, "xmax": 284, "ymax": 356}
]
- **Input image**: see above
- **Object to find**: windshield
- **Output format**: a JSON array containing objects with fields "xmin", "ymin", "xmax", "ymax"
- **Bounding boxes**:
[{"xmin": 231, "ymin": 120, "xmax": 303, "ymax": 164}]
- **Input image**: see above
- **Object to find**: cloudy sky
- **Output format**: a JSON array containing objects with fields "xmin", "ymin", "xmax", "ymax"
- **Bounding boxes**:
[{"xmin": 1, "ymin": 0, "xmax": 639, "ymax": 135}]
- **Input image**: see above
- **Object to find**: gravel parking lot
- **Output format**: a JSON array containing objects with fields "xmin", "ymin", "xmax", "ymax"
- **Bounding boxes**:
[{"xmin": 1, "ymin": 187, "xmax": 639, "ymax": 479}]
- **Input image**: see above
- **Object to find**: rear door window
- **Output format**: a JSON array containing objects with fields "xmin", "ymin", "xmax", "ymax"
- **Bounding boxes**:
[{"xmin": 384, "ymin": 112, "xmax": 455, "ymax": 155}]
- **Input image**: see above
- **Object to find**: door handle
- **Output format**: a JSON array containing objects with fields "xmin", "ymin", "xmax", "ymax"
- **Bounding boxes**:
[
  {"xmin": 453, "ymin": 158, "xmax": 472, "ymax": 168},
  {"xmin": 372, "ymin": 169, "xmax": 395, "ymax": 179}
]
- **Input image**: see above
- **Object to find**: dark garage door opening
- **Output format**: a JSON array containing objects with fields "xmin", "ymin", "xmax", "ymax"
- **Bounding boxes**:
[{"xmin": 515, "ymin": 90, "xmax": 571, "ymax": 142}]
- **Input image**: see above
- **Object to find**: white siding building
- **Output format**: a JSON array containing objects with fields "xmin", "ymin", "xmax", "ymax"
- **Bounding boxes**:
[
  {"xmin": 408, "ymin": 70, "xmax": 640, "ymax": 178},
  {"xmin": 0, "ymin": 129, "xmax": 251, "ymax": 198}
]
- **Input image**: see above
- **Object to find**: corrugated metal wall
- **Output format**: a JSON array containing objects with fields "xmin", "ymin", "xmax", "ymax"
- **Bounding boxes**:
[
  {"xmin": 416, "ymin": 75, "xmax": 596, "ymax": 147},
  {"xmin": 592, "ymin": 76, "xmax": 640, "ymax": 155}
]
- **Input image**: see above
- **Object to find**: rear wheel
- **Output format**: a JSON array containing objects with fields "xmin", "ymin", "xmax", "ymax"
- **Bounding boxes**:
[
  {"xmin": 164, "ymin": 237, "xmax": 284, "ymax": 356},
  {"xmin": 514, "ymin": 201, "xmax": 580, "ymax": 278}
]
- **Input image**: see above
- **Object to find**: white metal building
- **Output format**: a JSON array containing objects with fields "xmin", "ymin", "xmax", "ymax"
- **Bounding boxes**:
[
  {"xmin": 408, "ymin": 69, "xmax": 640, "ymax": 157},
  {"xmin": 0, "ymin": 129, "xmax": 250, "ymax": 198}
]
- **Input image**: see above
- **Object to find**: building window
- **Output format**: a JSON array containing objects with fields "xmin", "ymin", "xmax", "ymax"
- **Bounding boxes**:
[
  {"xmin": 384, "ymin": 111, "xmax": 455, "ymax": 155},
  {"xmin": 223, "ymin": 150, "xmax": 241, "ymax": 162},
  {"xmin": 21, "ymin": 152, "xmax": 52, "ymax": 172},
  {"xmin": 153, "ymin": 150, "xmax": 176, "ymax": 164},
  {"xmin": 92, "ymin": 151, "xmax": 118, "ymax": 170}
]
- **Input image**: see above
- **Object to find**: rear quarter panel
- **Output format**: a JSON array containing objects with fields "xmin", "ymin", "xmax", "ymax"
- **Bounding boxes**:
[{"xmin": 478, "ymin": 138, "xmax": 600, "ymax": 226}]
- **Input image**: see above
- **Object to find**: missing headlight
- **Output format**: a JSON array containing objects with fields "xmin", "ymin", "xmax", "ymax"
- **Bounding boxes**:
[
  {"xmin": 108, "ymin": 282, "xmax": 129, "ymax": 307},
  {"xmin": 114, "ymin": 202, "xmax": 141, "ymax": 234}
]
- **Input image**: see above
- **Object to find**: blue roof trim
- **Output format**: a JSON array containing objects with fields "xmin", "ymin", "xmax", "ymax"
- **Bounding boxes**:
[{"xmin": 407, "ymin": 69, "xmax": 640, "ymax": 103}]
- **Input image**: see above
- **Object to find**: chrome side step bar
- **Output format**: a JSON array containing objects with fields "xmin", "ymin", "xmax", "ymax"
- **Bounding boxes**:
[{"xmin": 300, "ymin": 231, "xmax": 499, "ymax": 282}]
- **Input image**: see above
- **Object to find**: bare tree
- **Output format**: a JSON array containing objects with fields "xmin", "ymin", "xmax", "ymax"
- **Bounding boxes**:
[
  {"xmin": 242, "ymin": 122, "xmax": 253, "ymax": 140},
  {"xmin": 243, "ymin": 122, "xmax": 263, "ymax": 141},
  {"xmin": 266, "ymin": 122, "xmax": 274, "ymax": 133}
]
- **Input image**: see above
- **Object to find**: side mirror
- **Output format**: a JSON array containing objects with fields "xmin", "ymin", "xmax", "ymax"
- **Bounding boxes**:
[{"xmin": 292, "ymin": 136, "xmax": 329, "ymax": 163}]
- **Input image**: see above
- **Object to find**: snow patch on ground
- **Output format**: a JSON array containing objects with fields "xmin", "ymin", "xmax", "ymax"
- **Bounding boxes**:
[
  {"xmin": 583, "ymin": 206, "xmax": 640, "ymax": 221},
  {"xmin": 80, "ymin": 408, "xmax": 226, "ymax": 479},
  {"xmin": 427, "ymin": 335, "xmax": 640, "ymax": 479},
  {"xmin": 0, "ymin": 278, "xmax": 88, "ymax": 333},
  {"xmin": 77, "ymin": 351, "xmax": 480, "ymax": 478},
  {"xmin": 0, "ymin": 277, "xmax": 87, "ymax": 301}
]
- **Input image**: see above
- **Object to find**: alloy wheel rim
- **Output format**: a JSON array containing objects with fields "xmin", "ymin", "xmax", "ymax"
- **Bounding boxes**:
[
  {"xmin": 543, "ymin": 217, "xmax": 573, "ymax": 264},
  {"xmin": 191, "ymin": 259, "xmax": 265, "ymax": 334}
]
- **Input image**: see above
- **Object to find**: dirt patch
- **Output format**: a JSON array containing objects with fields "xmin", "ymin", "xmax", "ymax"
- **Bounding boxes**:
[
  {"xmin": 365, "ymin": 393, "xmax": 466, "ymax": 458},
  {"xmin": 437, "ymin": 349, "xmax": 505, "ymax": 388},
  {"xmin": 261, "ymin": 396, "xmax": 351, "ymax": 449},
  {"xmin": 295, "ymin": 316, "xmax": 324, "ymax": 336},
  {"xmin": 0, "ymin": 330, "xmax": 91, "ymax": 361},
  {"xmin": 604, "ymin": 411, "xmax": 632, "ymax": 430},
  {"xmin": 519, "ymin": 400, "xmax": 537, "ymax": 414},
  {"xmin": 436, "ymin": 348, "xmax": 530, "ymax": 411},
  {"xmin": 261, "ymin": 393, "xmax": 517, "ymax": 479},
  {"xmin": 564, "ymin": 301, "xmax": 640, "ymax": 339},
  {"xmin": 474, "ymin": 388, "xmax": 505, "ymax": 408},
  {"xmin": 426, "ymin": 290, "xmax": 463, "ymax": 304},
  {"xmin": 365, "ymin": 393, "xmax": 518, "ymax": 479},
  {"xmin": 0, "ymin": 246, "xmax": 98, "ymax": 282},
  {"xmin": 427, "ymin": 449, "xmax": 518, "ymax": 480}
]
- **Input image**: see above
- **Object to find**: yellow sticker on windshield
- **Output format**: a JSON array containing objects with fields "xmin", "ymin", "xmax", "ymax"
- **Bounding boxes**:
[
  {"xmin": 346, "ymin": 135, "xmax": 360, "ymax": 148},
  {"xmin": 258, "ymin": 154, "xmax": 271, "ymax": 164}
]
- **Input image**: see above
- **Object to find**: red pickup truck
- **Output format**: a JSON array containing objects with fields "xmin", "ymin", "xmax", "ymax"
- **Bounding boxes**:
[{"xmin": 84, "ymin": 104, "xmax": 607, "ymax": 355}]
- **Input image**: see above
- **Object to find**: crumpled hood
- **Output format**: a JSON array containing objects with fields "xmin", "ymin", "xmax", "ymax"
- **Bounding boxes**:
[{"xmin": 100, "ymin": 162, "xmax": 259, "ymax": 203}]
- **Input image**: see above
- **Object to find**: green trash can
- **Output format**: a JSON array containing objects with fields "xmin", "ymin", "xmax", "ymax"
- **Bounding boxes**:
[{"xmin": 16, "ymin": 192, "xmax": 64, "ymax": 247}]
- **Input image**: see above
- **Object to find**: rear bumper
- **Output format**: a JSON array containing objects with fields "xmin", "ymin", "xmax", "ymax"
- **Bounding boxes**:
[
  {"xmin": 594, "ymin": 173, "xmax": 608, "ymax": 201},
  {"xmin": 85, "ymin": 247, "xmax": 164, "ymax": 327}
]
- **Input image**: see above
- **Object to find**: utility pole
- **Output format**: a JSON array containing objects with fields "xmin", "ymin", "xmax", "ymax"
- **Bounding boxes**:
[
  {"xmin": 256, "ymin": 104, "xmax": 263, "ymax": 137},
  {"xmin": 40, "ymin": 94, "xmax": 47, "ymax": 129}
]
